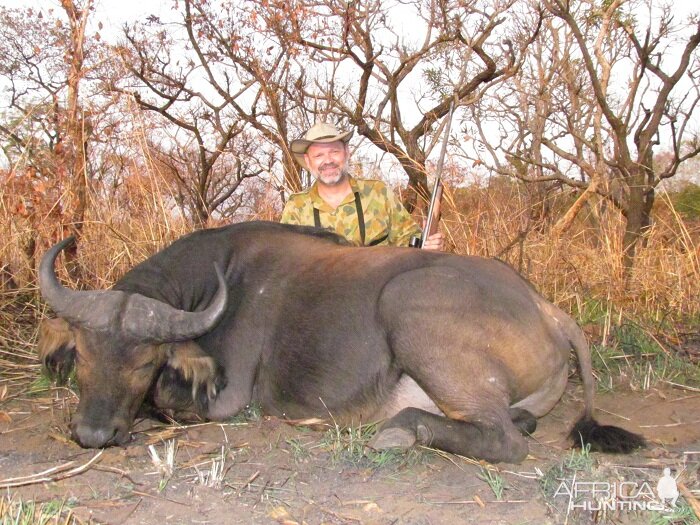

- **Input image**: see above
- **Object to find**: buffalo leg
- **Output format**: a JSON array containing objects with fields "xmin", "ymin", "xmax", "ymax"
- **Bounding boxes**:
[
  {"xmin": 369, "ymin": 407, "xmax": 529, "ymax": 464},
  {"xmin": 146, "ymin": 367, "xmax": 209, "ymax": 422},
  {"xmin": 147, "ymin": 366, "xmax": 194, "ymax": 411}
]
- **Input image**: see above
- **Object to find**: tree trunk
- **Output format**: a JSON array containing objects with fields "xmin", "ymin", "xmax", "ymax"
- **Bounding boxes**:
[
  {"xmin": 621, "ymin": 167, "xmax": 654, "ymax": 275},
  {"xmin": 552, "ymin": 178, "xmax": 599, "ymax": 237},
  {"xmin": 193, "ymin": 199, "xmax": 209, "ymax": 229},
  {"xmin": 400, "ymin": 146, "xmax": 429, "ymax": 214},
  {"xmin": 403, "ymin": 166, "xmax": 429, "ymax": 214},
  {"xmin": 59, "ymin": 0, "xmax": 91, "ymax": 279}
]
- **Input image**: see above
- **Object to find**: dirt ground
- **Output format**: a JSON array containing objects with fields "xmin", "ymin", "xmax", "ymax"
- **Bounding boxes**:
[{"xmin": 1, "ymin": 383, "xmax": 699, "ymax": 525}]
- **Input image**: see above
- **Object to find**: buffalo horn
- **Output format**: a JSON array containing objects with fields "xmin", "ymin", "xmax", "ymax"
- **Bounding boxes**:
[
  {"xmin": 119, "ymin": 264, "xmax": 228, "ymax": 342},
  {"xmin": 39, "ymin": 237, "xmax": 228, "ymax": 342}
]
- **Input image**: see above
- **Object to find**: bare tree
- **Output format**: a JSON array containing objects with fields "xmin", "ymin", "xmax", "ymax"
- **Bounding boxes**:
[
  {"xmin": 260, "ymin": 0, "xmax": 540, "ymax": 211},
  {"xmin": 119, "ymin": 0, "xmax": 540, "ymax": 214},
  {"xmin": 117, "ymin": 9, "xmax": 265, "ymax": 227},
  {"xmin": 470, "ymin": 0, "xmax": 700, "ymax": 271},
  {"xmin": 0, "ymin": 1, "xmax": 104, "ymax": 272},
  {"xmin": 180, "ymin": 0, "xmax": 313, "ymax": 194},
  {"xmin": 144, "ymin": 128, "xmax": 268, "ymax": 224}
]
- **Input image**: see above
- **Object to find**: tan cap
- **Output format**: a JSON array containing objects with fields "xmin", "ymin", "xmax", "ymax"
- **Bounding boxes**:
[{"xmin": 291, "ymin": 122, "xmax": 353, "ymax": 170}]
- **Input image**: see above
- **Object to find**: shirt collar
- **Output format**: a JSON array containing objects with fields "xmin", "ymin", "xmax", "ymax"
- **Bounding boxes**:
[{"xmin": 309, "ymin": 175, "xmax": 359, "ymax": 212}]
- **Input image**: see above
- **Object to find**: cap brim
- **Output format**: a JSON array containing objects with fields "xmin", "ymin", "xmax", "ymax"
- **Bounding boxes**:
[{"xmin": 291, "ymin": 130, "xmax": 353, "ymax": 170}]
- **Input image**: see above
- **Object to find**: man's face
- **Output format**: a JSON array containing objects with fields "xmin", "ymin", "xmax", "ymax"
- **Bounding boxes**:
[{"xmin": 304, "ymin": 141, "xmax": 349, "ymax": 186}]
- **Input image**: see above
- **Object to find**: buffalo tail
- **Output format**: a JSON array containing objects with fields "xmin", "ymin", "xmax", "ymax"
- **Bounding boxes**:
[
  {"xmin": 569, "ymin": 416, "xmax": 646, "ymax": 453},
  {"xmin": 565, "ymin": 312, "xmax": 645, "ymax": 454}
]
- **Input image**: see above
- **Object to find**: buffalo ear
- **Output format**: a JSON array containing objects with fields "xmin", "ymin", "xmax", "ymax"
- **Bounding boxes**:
[
  {"xmin": 165, "ymin": 341, "xmax": 226, "ymax": 411},
  {"xmin": 37, "ymin": 318, "xmax": 76, "ymax": 385}
]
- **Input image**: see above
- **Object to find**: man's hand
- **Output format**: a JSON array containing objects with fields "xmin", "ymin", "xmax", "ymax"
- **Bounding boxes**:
[{"xmin": 422, "ymin": 231, "xmax": 445, "ymax": 251}]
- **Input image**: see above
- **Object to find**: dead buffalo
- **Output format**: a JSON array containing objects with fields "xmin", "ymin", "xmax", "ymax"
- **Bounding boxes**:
[{"xmin": 38, "ymin": 221, "xmax": 643, "ymax": 462}]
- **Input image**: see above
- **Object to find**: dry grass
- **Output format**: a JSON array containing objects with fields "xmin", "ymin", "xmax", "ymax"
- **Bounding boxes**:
[
  {"xmin": 439, "ymin": 181, "xmax": 700, "ymax": 323},
  {"xmin": 0, "ymin": 494, "xmax": 90, "ymax": 525},
  {"xmin": 0, "ymin": 289, "xmax": 42, "ymax": 398}
]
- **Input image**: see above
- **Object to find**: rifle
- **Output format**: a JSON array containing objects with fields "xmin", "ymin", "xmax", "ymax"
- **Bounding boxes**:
[{"xmin": 410, "ymin": 99, "xmax": 456, "ymax": 249}]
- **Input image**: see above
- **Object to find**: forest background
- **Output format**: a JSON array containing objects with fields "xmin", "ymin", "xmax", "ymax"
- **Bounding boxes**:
[{"xmin": 1, "ymin": 0, "xmax": 700, "ymax": 392}]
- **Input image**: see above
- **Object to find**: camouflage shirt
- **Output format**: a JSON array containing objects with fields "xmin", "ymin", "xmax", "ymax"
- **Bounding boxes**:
[{"xmin": 280, "ymin": 176, "xmax": 421, "ymax": 247}]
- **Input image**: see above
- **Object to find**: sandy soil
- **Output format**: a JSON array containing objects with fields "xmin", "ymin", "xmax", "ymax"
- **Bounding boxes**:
[{"xmin": 1, "ymin": 384, "xmax": 699, "ymax": 525}]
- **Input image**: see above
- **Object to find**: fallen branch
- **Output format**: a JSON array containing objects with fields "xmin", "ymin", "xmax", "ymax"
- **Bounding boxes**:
[
  {"xmin": 679, "ymin": 482, "xmax": 700, "ymax": 519},
  {"xmin": 662, "ymin": 381, "xmax": 700, "ymax": 393},
  {"xmin": 0, "ymin": 450, "xmax": 103, "ymax": 488},
  {"xmin": 93, "ymin": 465, "xmax": 141, "ymax": 486},
  {"xmin": 639, "ymin": 420, "xmax": 700, "ymax": 428}
]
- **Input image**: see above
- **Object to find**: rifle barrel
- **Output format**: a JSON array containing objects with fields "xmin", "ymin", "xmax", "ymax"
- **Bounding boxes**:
[{"xmin": 422, "ymin": 100, "xmax": 455, "ymax": 248}]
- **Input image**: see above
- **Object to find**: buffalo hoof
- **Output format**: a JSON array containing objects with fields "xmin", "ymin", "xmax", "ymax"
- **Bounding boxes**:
[{"xmin": 368, "ymin": 427, "xmax": 416, "ymax": 450}]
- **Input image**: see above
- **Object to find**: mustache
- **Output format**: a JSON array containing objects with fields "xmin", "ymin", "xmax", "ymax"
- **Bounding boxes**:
[{"xmin": 319, "ymin": 162, "xmax": 340, "ymax": 170}]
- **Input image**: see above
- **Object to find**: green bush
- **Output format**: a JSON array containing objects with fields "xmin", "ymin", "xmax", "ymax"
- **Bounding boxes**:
[{"xmin": 672, "ymin": 183, "xmax": 700, "ymax": 219}]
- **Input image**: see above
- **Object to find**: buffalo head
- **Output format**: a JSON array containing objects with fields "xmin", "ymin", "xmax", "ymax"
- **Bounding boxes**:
[{"xmin": 38, "ymin": 237, "xmax": 228, "ymax": 448}]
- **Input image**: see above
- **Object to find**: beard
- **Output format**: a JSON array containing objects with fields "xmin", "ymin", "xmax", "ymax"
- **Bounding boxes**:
[{"xmin": 313, "ymin": 160, "xmax": 349, "ymax": 186}]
